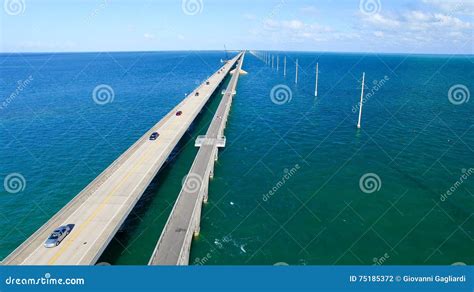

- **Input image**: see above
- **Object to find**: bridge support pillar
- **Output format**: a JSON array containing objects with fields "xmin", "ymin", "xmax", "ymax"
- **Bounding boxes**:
[
  {"xmin": 209, "ymin": 160, "xmax": 214, "ymax": 179},
  {"xmin": 203, "ymin": 177, "xmax": 209, "ymax": 203},
  {"xmin": 193, "ymin": 200, "xmax": 202, "ymax": 237},
  {"xmin": 193, "ymin": 225, "xmax": 200, "ymax": 237}
]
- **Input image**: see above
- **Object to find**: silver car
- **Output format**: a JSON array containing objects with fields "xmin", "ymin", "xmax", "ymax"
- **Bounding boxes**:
[{"xmin": 44, "ymin": 225, "xmax": 71, "ymax": 248}]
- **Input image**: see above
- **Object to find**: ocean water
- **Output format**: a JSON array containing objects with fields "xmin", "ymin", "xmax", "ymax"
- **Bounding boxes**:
[{"xmin": 0, "ymin": 51, "xmax": 472, "ymax": 265}]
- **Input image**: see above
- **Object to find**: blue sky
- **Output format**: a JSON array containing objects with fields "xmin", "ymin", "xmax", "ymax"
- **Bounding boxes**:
[{"xmin": 1, "ymin": 0, "xmax": 473, "ymax": 54}]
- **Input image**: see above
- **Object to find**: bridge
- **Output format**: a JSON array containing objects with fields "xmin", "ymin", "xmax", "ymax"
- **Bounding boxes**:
[
  {"xmin": 2, "ymin": 52, "xmax": 244, "ymax": 265},
  {"xmin": 148, "ymin": 53, "xmax": 245, "ymax": 265}
]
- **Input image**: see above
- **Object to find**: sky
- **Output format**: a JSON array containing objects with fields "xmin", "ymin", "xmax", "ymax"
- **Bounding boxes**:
[{"xmin": 0, "ymin": 0, "xmax": 473, "ymax": 54}]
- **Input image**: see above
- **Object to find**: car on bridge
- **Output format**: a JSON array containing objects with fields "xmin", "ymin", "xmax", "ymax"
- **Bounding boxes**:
[
  {"xmin": 176, "ymin": 111, "xmax": 183, "ymax": 116},
  {"xmin": 44, "ymin": 225, "xmax": 72, "ymax": 248},
  {"xmin": 149, "ymin": 132, "xmax": 159, "ymax": 140}
]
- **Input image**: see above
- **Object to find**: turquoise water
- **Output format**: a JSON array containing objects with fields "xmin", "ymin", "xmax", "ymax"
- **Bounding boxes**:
[{"xmin": 0, "ymin": 51, "xmax": 472, "ymax": 265}]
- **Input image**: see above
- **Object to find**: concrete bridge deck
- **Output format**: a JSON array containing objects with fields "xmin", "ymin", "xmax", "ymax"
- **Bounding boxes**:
[
  {"xmin": 2, "ymin": 52, "xmax": 243, "ymax": 265},
  {"xmin": 148, "ymin": 52, "xmax": 245, "ymax": 265}
]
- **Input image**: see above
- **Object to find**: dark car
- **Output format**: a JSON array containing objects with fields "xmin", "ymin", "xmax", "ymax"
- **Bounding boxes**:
[
  {"xmin": 206, "ymin": 81, "xmax": 210, "ymax": 85},
  {"xmin": 176, "ymin": 111, "xmax": 183, "ymax": 116},
  {"xmin": 195, "ymin": 92, "xmax": 200, "ymax": 96},
  {"xmin": 149, "ymin": 132, "xmax": 159, "ymax": 140}
]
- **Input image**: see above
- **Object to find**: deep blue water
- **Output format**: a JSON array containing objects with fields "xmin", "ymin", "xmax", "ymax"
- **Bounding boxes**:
[{"xmin": 0, "ymin": 51, "xmax": 473, "ymax": 265}]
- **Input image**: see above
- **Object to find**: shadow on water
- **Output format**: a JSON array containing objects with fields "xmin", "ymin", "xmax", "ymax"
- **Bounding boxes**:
[
  {"xmin": 97, "ymin": 75, "xmax": 232, "ymax": 264},
  {"xmin": 387, "ymin": 163, "xmax": 470, "ymax": 217},
  {"xmin": 389, "ymin": 163, "xmax": 439, "ymax": 195}
]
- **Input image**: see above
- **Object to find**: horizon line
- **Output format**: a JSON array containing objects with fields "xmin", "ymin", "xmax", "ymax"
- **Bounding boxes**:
[{"xmin": 0, "ymin": 49, "xmax": 473, "ymax": 57}]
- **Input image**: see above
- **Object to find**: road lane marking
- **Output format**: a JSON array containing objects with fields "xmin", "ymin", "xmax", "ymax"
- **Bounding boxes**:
[
  {"xmin": 47, "ymin": 142, "xmax": 154, "ymax": 264},
  {"xmin": 44, "ymin": 60, "xmax": 238, "ymax": 265}
]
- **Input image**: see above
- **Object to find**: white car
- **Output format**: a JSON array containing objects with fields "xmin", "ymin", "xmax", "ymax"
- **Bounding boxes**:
[{"xmin": 44, "ymin": 225, "xmax": 71, "ymax": 248}]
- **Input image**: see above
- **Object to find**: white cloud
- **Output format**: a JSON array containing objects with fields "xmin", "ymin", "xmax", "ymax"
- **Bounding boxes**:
[
  {"xmin": 282, "ymin": 20, "xmax": 304, "ymax": 30},
  {"xmin": 402, "ymin": 11, "xmax": 471, "ymax": 30},
  {"xmin": 243, "ymin": 13, "xmax": 257, "ymax": 20},
  {"xmin": 431, "ymin": 13, "xmax": 472, "ymax": 29},
  {"xmin": 144, "ymin": 33, "xmax": 156, "ymax": 40},
  {"xmin": 300, "ymin": 5, "xmax": 319, "ymax": 15},
  {"xmin": 363, "ymin": 13, "xmax": 401, "ymax": 28},
  {"xmin": 362, "ymin": 9, "xmax": 472, "ymax": 31},
  {"xmin": 407, "ymin": 11, "xmax": 432, "ymax": 22},
  {"xmin": 259, "ymin": 18, "xmax": 338, "ymax": 43},
  {"xmin": 356, "ymin": 7, "xmax": 473, "ymax": 51},
  {"xmin": 248, "ymin": 3, "xmax": 472, "ymax": 53},
  {"xmin": 374, "ymin": 31, "xmax": 384, "ymax": 37},
  {"xmin": 263, "ymin": 19, "xmax": 280, "ymax": 31},
  {"xmin": 422, "ymin": 0, "xmax": 474, "ymax": 16}
]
